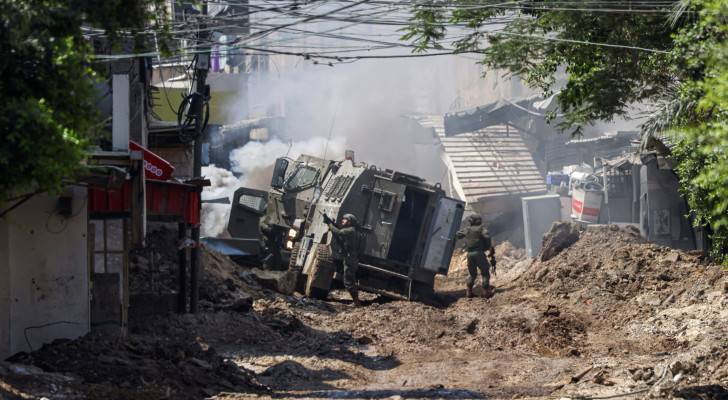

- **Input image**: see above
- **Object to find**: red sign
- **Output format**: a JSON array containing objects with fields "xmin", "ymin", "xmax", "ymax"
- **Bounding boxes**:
[{"xmin": 129, "ymin": 140, "xmax": 175, "ymax": 180}]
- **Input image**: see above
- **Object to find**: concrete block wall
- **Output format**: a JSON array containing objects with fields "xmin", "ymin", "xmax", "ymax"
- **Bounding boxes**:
[{"xmin": 0, "ymin": 188, "xmax": 90, "ymax": 359}]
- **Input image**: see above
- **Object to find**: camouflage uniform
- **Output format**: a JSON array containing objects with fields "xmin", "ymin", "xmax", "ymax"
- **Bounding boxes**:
[
  {"xmin": 259, "ymin": 217, "xmax": 282, "ymax": 270},
  {"xmin": 457, "ymin": 215, "xmax": 496, "ymax": 294},
  {"xmin": 327, "ymin": 214, "xmax": 361, "ymax": 304}
]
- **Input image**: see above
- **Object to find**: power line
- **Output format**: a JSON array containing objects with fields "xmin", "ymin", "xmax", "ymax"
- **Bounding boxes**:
[{"xmin": 91, "ymin": 0, "xmax": 677, "ymax": 63}]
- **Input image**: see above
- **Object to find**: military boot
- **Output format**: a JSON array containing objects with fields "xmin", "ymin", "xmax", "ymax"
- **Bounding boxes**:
[
  {"xmin": 465, "ymin": 286, "xmax": 474, "ymax": 298},
  {"xmin": 349, "ymin": 289, "xmax": 362, "ymax": 307}
]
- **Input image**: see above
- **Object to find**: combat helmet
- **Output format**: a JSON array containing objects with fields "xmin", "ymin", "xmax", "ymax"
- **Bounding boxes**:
[
  {"xmin": 342, "ymin": 213, "xmax": 359, "ymax": 226},
  {"xmin": 468, "ymin": 214, "xmax": 482, "ymax": 225}
]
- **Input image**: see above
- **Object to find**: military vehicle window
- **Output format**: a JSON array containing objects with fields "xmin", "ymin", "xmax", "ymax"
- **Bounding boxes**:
[
  {"xmin": 284, "ymin": 166, "xmax": 318, "ymax": 191},
  {"xmin": 379, "ymin": 191, "xmax": 396, "ymax": 212},
  {"xmin": 238, "ymin": 194, "xmax": 266, "ymax": 213}
]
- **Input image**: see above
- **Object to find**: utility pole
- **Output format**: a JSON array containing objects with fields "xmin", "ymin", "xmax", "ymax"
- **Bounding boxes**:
[{"xmin": 190, "ymin": 0, "xmax": 209, "ymax": 313}]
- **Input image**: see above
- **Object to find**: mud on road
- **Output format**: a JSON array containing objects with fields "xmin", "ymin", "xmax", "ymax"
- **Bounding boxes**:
[
  {"xmin": 220, "ymin": 224, "xmax": 728, "ymax": 400},
  {"xmin": 2, "ymin": 224, "xmax": 727, "ymax": 399}
]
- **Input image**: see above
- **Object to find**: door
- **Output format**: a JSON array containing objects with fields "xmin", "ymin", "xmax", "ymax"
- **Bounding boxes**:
[
  {"xmin": 420, "ymin": 196, "xmax": 465, "ymax": 274},
  {"xmin": 362, "ymin": 179, "xmax": 405, "ymax": 259},
  {"xmin": 228, "ymin": 187, "xmax": 268, "ymax": 239}
]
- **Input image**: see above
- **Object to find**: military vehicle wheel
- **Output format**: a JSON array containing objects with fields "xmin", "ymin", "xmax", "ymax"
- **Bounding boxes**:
[
  {"xmin": 288, "ymin": 243, "xmax": 300, "ymax": 270},
  {"xmin": 287, "ymin": 243, "xmax": 307, "ymax": 294},
  {"xmin": 410, "ymin": 280, "xmax": 438, "ymax": 305},
  {"xmin": 305, "ymin": 245, "xmax": 334, "ymax": 300}
]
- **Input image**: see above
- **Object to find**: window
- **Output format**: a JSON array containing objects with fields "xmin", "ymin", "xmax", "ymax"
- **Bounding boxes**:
[
  {"xmin": 238, "ymin": 194, "xmax": 266, "ymax": 212},
  {"xmin": 284, "ymin": 166, "xmax": 318, "ymax": 191},
  {"xmin": 90, "ymin": 218, "xmax": 126, "ymax": 274},
  {"xmin": 379, "ymin": 191, "xmax": 396, "ymax": 212}
]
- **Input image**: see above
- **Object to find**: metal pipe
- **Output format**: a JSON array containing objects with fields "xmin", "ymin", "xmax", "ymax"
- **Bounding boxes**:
[{"xmin": 177, "ymin": 222, "xmax": 187, "ymax": 313}]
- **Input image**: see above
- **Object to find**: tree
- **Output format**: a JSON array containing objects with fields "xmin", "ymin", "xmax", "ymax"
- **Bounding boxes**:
[
  {"xmin": 404, "ymin": 0, "xmax": 728, "ymax": 261},
  {"xmin": 0, "ymin": 0, "xmax": 165, "ymax": 203},
  {"xmin": 404, "ymin": 1, "xmax": 688, "ymax": 131},
  {"xmin": 670, "ymin": 0, "xmax": 728, "ymax": 261}
]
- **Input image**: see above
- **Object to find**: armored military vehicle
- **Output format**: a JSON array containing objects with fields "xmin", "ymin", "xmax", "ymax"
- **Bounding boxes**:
[{"xmin": 224, "ymin": 153, "xmax": 465, "ymax": 301}]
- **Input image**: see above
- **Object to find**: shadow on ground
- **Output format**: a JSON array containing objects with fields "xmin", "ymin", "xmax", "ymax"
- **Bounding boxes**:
[{"xmin": 273, "ymin": 387, "xmax": 486, "ymax": 399}]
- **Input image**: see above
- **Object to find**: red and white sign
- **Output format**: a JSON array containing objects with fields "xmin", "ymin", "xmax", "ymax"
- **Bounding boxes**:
[
  {"xmin": 571, "ymin": 188, "xmax": 602, "ymax": 223},
  {"xmin": 129, "ymin": 140, "xmax": 175, "ymax": 181}
]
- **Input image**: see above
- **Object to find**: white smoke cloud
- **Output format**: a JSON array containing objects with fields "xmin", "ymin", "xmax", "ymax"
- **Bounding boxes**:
[
  {"xmin": 201, "ymin": 165, "xmax": 238, "ymax": 237},
  {"xmin": 200, "ymin": 8, "xmax": 515, "ymax": 237},
  {"xmin": 201, "ymin": 137, "xmax": 347, "ymax": 237},
  {"xmin": 229, "ymin": 136, "xmax": 346, "ymax": 188}
]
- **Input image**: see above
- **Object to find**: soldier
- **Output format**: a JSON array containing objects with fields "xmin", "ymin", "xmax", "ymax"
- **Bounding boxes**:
[
  {"xmin": 259, "ymin": 216, "xmax": 283, "ymax": 270},
  {"xmin": 456, "ymin": 214, "xmax": 497, "ymax": 298},
  {"xmin": 325, "ymin": 213, "xmax": 362, "ymax": 306}
]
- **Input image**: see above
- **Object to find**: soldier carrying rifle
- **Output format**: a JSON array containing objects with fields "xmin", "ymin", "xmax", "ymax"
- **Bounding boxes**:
[{"xmin": 323, "ymin": 213, "xmax": 362, "ymax": 306}]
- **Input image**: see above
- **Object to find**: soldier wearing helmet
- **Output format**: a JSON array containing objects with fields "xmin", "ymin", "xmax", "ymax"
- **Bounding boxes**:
[
  {"xmin": 326, "ymin": 213, "xmax": 362, "ymax": 306},
  {"xmin": 456, "ymin": 214, "xmax": 496, "ymax": 298}
]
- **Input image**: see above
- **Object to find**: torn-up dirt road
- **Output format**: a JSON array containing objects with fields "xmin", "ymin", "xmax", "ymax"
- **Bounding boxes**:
[{"xmin": 2, "ymin": 224, "xmax": 727, "ymax": 399}]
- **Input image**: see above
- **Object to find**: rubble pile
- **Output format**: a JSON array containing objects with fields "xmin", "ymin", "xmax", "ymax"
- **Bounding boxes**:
[
  {"xmin": 538, "ymin": 221, "xmax": 582, "ymax": 262},
  {"xmin": 199, "ymin": 245, "xmax": 259, "ymax": 309},
  {"xmin": 526, "ymin": 224, "xmax": 725, "ymax": 329},
  {"xmin": 129, "ymin": 225, "xmax": 181, "ymax": 295},
  {"xmin": 310, "ymin": 224, "xmax": 726, "ymax": 399},
  {"xmin": 3, "ymin": 246, "xmax": 312, "ymax": 399},
  {"xmin": 7, "ymin": 333, "xmax": 267, "ymax": 399},
  {"xmin": 199, "ymin": 245, "xmax": 301, "ymax": 309},
  {"xmin": 530, "ymin": 307, "xmax": 587, "ymax": 357},
  {"xmin": 3, "ymin": 222, "xmax": 725, "ymax": 399},
  {"xmin": 131, "ymin": 225, "xmax": 284, "ymax": 312},
  {"xmin": 0, "ymin": 362, "xmax": 84, "ymax": 400},
  {"xmin": 524, "ymin": 223, "xmax": 728, "ymax": 396}
]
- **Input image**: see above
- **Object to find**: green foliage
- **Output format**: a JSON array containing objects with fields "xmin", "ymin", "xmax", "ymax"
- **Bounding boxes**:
[
  {"xmin": 400, "ymin": 4, "xmax": 447, "ymax": 50},
  {"xmin": 403, "ymin": 1, "xmax": 680, "ymax": 132},
  {"xmin": 672, "ymin": 0, "xmax": 728, "ymax": 261},
  {"xmin": 0, "ymin": 0, "xmax": 166, "ymax": 202},
  {"xmin": 0, "ymin": 1, "xmax": 94, "ymax": 200},
  {"xmin": 405, "ymin": 1, "xmax": 728, "ymax": 261}
]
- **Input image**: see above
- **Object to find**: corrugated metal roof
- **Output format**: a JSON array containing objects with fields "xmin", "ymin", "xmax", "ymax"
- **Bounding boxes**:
[{"xmin": 412, "ymin": 115, "xmax": 546, "ymax": 204}]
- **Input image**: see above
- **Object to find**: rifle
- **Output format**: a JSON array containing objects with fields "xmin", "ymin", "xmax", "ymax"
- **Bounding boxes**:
[
  {"xmin": 319, "ymin": 211, "xmax": 352, "ymax": 258},
  {"xmin": 321, "ymin": 211, "xmax": 335, "ymax": 226}
]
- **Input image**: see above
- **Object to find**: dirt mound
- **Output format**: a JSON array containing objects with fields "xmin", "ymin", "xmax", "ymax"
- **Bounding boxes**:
[
  {"xmin": 448, "ymin": 241, "xmax": 527, "ymax": 276},
  {"xmin": 513, "ymin": 223, "xmax": 728, "ymax": 397},
  {"xmin": 200, "ymin": 245, "xmax": 301, "ymax": 306},
  {"xmin": 7, "ymin": 332, "xmax": 267, "ymax": 399},
  {"xmin": 525, "ymin": 224, "xmax": 720, "ymax": 315},
  {"xmin": 129, "ymin": 226, "xmax": 181, "ymax": 296},
  {"xmin": 129, "ymin": 227, "xmax": 267, "ymax": 308},
  {"xmin": 5, "ymin": 222, "xmax": 725, "ymax": 400},
  {"xmin": 497, "ymin": 240, "xmax": 527, "ymax": 260},
  {"xmin": 538, "ymin": 221, "xmax": 583, "ymax": 262},
  {"xmin": 199, "ymin": 244, "xmax": 260, "ymax": 308},
  {"xmin": 531, "ymin": 306, "xmax": 587, "ymax": 357}
]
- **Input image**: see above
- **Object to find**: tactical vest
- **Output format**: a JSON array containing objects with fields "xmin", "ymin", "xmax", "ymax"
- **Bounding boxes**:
[
  {"xmin": 333, "ymin": 226, "xmax": 361, "ymax": 259},
  {"xmin": 463, "ymin": 225, "xmax": 491, "ymax": 252}
]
